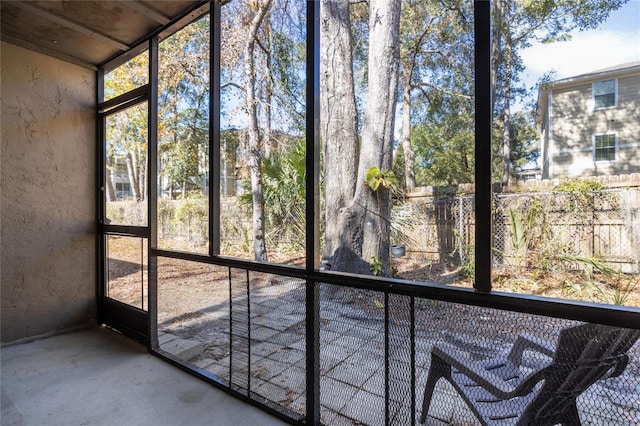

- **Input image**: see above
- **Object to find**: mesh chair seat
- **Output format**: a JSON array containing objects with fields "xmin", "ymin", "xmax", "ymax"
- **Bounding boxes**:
[{"xmin": 420, "ymin": 323, "xmax": 640, "ymax": 426}]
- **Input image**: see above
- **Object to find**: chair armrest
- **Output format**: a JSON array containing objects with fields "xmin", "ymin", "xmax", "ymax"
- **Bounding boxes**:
[
  {"xmin": 433, "ymin": 343, "xmax": 551, "ymax": 400},
  {"xmin": 507, "ymin": 333, "xmax": 555, "ymax": 367},
  {"xmin": 607, "ymin": 354, "xmax": 629, "ymax": 379},
  {"xmin": 431, "ymin": 344, "xmax": 517, "ymax": 399}
]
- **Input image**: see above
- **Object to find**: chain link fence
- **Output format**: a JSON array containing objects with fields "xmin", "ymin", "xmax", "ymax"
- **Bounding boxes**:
[
  {"xmin": 397, "ymin": 188, "xmax": 640, "ymax": 272},
  {"xmin": 396, "ymin": 188, "xmax": 640, "ymax": 288}
]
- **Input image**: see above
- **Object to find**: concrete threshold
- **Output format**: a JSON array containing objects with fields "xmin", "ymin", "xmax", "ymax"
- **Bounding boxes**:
[{"xmin": 1, "ymin": 326, "xmax": 288, "ymax": 426}]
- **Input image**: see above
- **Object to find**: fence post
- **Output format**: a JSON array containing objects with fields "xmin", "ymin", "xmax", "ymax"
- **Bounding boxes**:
[{"xmin": 458, "ymin": 196, "xmax": 464, "ymax": 265}]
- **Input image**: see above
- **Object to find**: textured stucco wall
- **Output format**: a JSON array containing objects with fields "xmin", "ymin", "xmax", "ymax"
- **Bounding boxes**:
[{"xmin": 1, "ymin": 42, "xmax": 96, "ymax": 343}]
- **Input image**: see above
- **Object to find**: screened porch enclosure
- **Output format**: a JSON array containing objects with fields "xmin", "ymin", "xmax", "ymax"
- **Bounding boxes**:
[
  {"xmin": 97, "ymin": 1, "xmax": 639, "ymax": 425},
  {"xmin": 2, "ymin": 0, "xmax": 638, "ymax": 425}
]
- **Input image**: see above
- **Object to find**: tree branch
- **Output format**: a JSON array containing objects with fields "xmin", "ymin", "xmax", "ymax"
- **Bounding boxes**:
[
  {"xmin": 414, "ymin": 82, "xmax": 473, "ymax": 100},
  {"xmin": 221, "ymin": 81, "xmax": 245, "ymax": 92}
]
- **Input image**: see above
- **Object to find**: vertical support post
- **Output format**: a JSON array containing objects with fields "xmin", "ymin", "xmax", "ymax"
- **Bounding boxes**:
[
  {"xmin": 305, "ymin": 280, "xmax": 320, "ymax": 424},
  {"xmin": 305, "ymin": 1, "xmax": 321, "ymax": 424},
  {"xmin": 246, "ymin": 269, "xmax": 252, "ymax": 393},
  {"xmin": 228, "ymin": 267, "xmax": 234, "ymax": 385},
  {"xmin": 306, "ymin": 0, "xmax": 320, "ymax": 271},
  {"xmin": 591, "ymin": 203, "xmax": 596, "ymax": 260},
  {"xmin": 384, "ymin": 289, "xmax": 390, "ymax": 426},
  {"xmin": 474, "ymin": 0, "xmax": 492, "ymax": 292},
  {"xmin": 140, "ymin": 237, "xmax": 145, "ymax": 310},
  {"xmin": 96, "ymin": 67, "xmax": 106, "ymax": 325},
  {"xmin": 148, "ymin": 36, "xmax": 159, "ymax": 349},
  {"xmin": 210, "ymin": 2, "xmax": 221, "ymax": 256},
  {"xmin": 410, "ymin": 296, "xmax": 416, "ymax": 426},
  {"xmin": 458, "ymin": 196, "xmax": 464, "ymax": 265}
]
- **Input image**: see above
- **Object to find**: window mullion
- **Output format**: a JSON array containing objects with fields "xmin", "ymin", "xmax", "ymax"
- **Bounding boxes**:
[
  {"xmin": 473, "ymin": 0, "xmax": 492, "ymax": 293},
  {"xmin": 148, "ymin": 36, "xmax": 159, "ymax": 350},
  {"xmin": 211, "ymin": 3, "xmax": 221, "ymax": 257}
]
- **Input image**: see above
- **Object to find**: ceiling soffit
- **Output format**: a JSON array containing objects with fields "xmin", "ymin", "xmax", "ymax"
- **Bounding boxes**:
[{"xmin": 0, "ymin": 1, "xmax": 207, "ymax": 70}]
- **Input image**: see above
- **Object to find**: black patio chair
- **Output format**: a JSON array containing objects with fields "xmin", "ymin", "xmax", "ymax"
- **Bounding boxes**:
[{"xmin": 419, "ymin": 323, "xmax": 640, "ymax": 425}]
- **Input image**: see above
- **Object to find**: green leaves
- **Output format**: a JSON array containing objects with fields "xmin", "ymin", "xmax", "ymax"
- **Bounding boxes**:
[
  {"xmin": 369, "ymin": 257, "xmax": 384, "ymax": 276},
  {"xmin": 412, "ymin": 118, "xmax": 475, "ymax": 187},
  {"xmin": 365, "ymin": 167, "xmax": 398, "ymax": 192}
]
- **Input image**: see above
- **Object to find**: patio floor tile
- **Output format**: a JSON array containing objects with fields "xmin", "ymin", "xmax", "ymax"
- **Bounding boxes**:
[
  {"xmin": 338, "ymin": 388, "xmax": 386, "ymax": 426},
  {"xmin": 319, "ymin": 376, "xmax": 359, "ymax": 412}
]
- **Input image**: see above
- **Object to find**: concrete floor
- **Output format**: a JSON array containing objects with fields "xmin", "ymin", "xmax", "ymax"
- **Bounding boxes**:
[{"xmin": 1, "ymin": 326, "xmax": 289, "ymax": 426}]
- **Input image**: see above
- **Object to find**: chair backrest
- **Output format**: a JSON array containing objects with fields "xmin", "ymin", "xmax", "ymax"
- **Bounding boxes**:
[{"xmin": 520, "ymin": 323, "xmax": 640, "ymax": 425}]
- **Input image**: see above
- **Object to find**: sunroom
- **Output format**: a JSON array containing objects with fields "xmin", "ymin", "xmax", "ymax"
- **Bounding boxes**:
[{"xmin": 2, "ymin": 1, "xmax": 639, "ymax": 425}]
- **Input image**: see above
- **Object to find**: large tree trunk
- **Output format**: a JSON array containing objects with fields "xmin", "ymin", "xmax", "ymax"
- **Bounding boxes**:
[
  {"xmin": 401, "ymin": 77, "xmax": 416, "ymax": 191},
  {"xmin": 105, "ymin": 158, "xmax": 116, "ymax": 202},
  {"xmin": 501, "ymin": 39, "xmax": 512, "ymax": 190},
  {"xmin": 320, "ymin": 0, "xmax": 360, "ymax": 264},
  {"xmin": 354, "ymin": 0, "xmax": 401, "ymax": 275},
  {"xmin": 322, "ymin": 0, "xmax": 401, "ymax": 276},
  {"xmin": 263, "ymin": 16, "xmax": 274, "ymax": 159},
  {"xmin": 125, "ymin": 152, "xmax": 141, "ymax": 201},
  {"xmin": 490, "ymin": 0, "xmax": 503, "ymax": 115},
  {"xmin": 244, "ymin": 0, "xmax": 272, "ymax": 262},
  {"xmin": 142, "ymin": 149, "xmax": 147, "ymax": 201}
]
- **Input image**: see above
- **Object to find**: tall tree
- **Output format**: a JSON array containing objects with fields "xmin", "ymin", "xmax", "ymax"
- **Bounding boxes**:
[
  {"xmin": 244, "ymin": 0, "xmax": 273, "ymax": 261},
  {"xmin": 321, "ymin": 0, "xmax": 401, "ymax": 276},
  {"xmin": 220, "ymin": 0, "xmax": 306, "ymax": 261},
  {"xmin": 157, "ymin": 16, "xmax": 210, "ymax": 198},
  {"xmin": 396, "ymin": 0, "xmax": 474, "ymax": 191},
  {"xmin": 412, "ymin": 94, "xmax": 475, "ymax": 186},
  {"xmin": 398, "ymin": 1, "xmax": 431, "ymax": 191},
  {"xmin": 492, "ymin": 110, "xmax": 538, "ymax": 182},
  {"xmin": 104, "ymin": 52, "xmax": 149, "ymax": 202},
  {"xmin": 398, "ymin": 0, "xmax": 470, "ymax": 191},
  {"xmin": 319, "ymin": 0, "xmax": 360, "ymax": 265},
  {"xmin": 105, "ymin": 103, "xmax": 148, "ymax": 202},
  {"xmin": 500, "ymin": 2, "xmax": 514, "ymax": 190}
]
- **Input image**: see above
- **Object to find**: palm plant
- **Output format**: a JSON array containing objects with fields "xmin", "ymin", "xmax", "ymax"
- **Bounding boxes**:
[{"xmin": 240, "ymin": 137, "xmax": 306, "ymax": 252}]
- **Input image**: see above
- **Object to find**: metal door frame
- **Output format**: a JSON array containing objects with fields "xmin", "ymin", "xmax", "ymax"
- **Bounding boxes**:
[{"xmin": 97, "ymin": 66, "xmax": 153, "ymax": 345}]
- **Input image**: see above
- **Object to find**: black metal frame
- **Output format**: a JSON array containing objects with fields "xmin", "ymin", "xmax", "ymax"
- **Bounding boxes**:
[
  {"xmin": 97, "ymin": 68, "xmax": 151, "ymax": 342},
  {"xmin": 305, "ymin": 1, "xmax": 321, "ymax": 423},
  {"xmin": 148, "ymin": 33, "xmax": 159, "ymax": 350},
  {"xmin": 210, "ymin": 1, "xmax": 222, "ymax": 257},
  {"xmin": 97, "ymin": 1, "xmax": 640, "ymax": 425},
  {"xmin": 473, "ymin": 0, "xmax": 492, "ymax": 293},
  {"xmin": 97, "ymin": 1, "xmax": 212, "ymax": 347}
]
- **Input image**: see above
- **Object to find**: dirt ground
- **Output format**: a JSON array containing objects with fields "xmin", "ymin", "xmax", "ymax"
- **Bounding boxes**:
[
  {"xmin": 393, "ymin": 253, "xmax": 640, "ymax": 308},
  {"xmin": 106, "ymin": 237, "xmax": 639, "ymax": 312}
]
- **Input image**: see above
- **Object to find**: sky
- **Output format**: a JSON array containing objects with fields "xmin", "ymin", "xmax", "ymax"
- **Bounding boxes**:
[
  {"xmin": 223, "ymin": 1, "xmax": 639, "ymax": 132},
  {"xmin": 519, "ymin": 0, "xmax": 640, "ymax": 94}
]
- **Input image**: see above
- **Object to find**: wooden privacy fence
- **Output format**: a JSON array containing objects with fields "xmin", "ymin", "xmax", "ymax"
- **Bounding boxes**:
[{"xmin": 394, "ymin": 188, "xmax": 640, "ymax": 274}]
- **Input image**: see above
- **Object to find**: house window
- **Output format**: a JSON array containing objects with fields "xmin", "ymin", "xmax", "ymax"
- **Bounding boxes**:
[
  {"xmin": 594, "ymin": 133, "xmax": 616, "ymax": 162},
  {"xmin": 116, "ymin": 182, "xmax": 131, "ymax": 193},
  {"xmin": 593, "ymin": 79, "xmax": 616, "ymax": 109}
]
